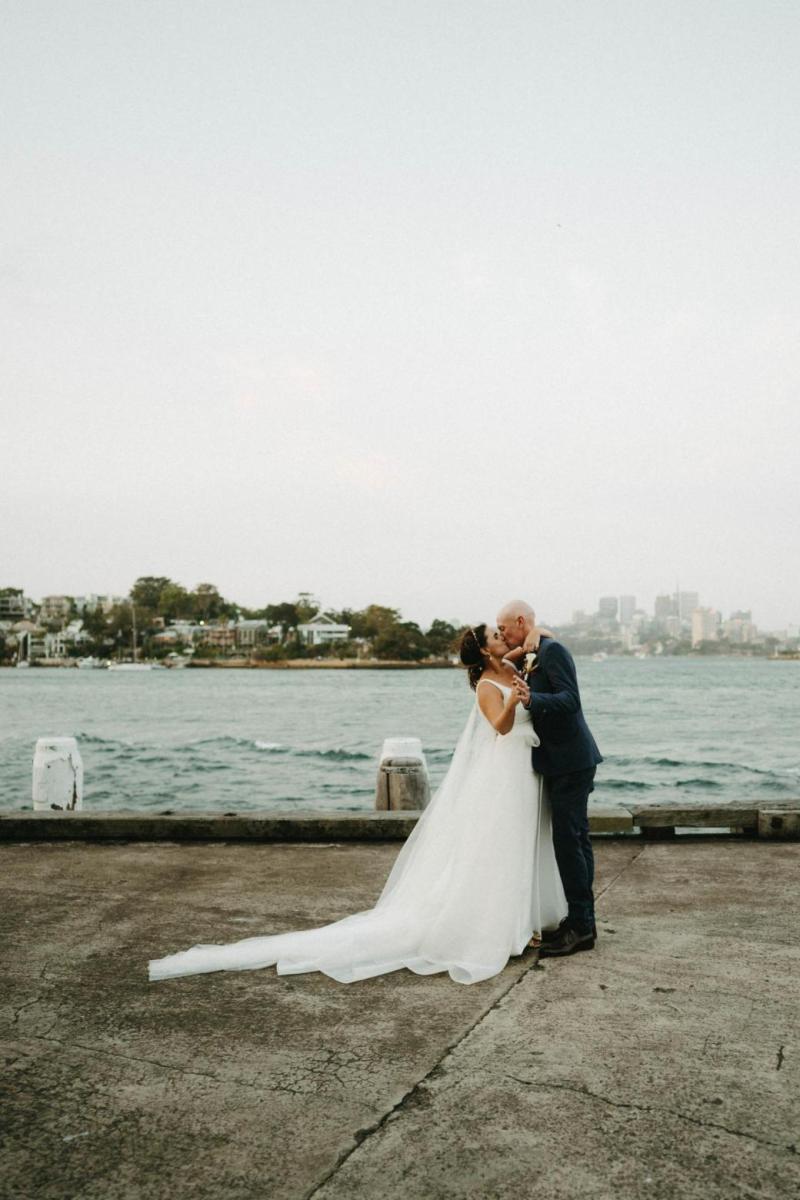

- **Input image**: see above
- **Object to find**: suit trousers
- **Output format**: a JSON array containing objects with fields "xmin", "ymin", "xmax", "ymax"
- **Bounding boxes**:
[{"xmin": 545, "ymin": 766, "xmax": 596, "ymax": 934}]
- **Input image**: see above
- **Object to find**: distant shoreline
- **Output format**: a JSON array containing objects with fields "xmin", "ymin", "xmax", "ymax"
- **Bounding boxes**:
[
  {"xmin": 187, "ymin": 658, "xmax": 458, "ymax": 670},
  {"xmin": 1, "ymin": 658, "xmax": 460, "ymax": 671},
  {"xmin": 3, "ymin": 654, "xmax": 798, "ymax": 670}
]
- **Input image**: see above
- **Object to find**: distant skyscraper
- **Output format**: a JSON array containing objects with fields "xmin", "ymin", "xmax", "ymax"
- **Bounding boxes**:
[
  {"xmin": 598, "ymin": 596, "xmax": 618, "ymax": 620},
  {"xmin": 674, "ymin": 591, "xmax": 699, "ymax": 621},
  {"xmin": 723, "ymin": 611, "xmax": 756, "ymax": 644},
  {"xmin": 619, "ymin": 595, "xmax": 636, "ymax": 624},
  {"xmin": 654, "ymin": 594, "xmax": 675, "ymax": 621},
  {"xmin": 691, "ymin": 607, "xmax": 720, "ymax": 647}
]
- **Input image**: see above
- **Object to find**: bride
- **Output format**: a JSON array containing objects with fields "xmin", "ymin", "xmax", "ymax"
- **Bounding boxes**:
[{"xmin": 148, "ymin": 623, "xmax": 568, "ymax": 986}]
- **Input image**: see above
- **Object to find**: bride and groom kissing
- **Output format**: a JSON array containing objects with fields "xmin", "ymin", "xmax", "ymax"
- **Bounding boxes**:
[{"xmin": 149, "ymin": 599, "xmax": 602, "ymax": 985}]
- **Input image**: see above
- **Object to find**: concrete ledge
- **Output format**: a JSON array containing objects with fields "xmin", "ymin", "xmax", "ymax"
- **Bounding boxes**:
[
  {"xmin": 2, "ymin": 803, "xmax": 797, "ymax": 842},
  {"xmin": 631, "ymin": 802, "xmax": 760, "ymax": 831},
  {"xmin": 758, "ymin": 808, "xmax": 800, "ymax": 839},
  {"xmin": 1, "ymin": 805, "xmax": 633, "ymax": 842},
  {"xmin": 0, "ymin": 810, "xmax": 421, "ymax": 843},
  {"xmin": 586, "ymin": 804, "xmax": 634, "ymax": 833}
]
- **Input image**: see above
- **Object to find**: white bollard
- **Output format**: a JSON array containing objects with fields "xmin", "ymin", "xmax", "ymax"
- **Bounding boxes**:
[
  {"xmin": 375, "ymin": 737, "xmax": 430, "ymax": 811},
  {"xmin": 380, "ymin": 736, "xmax": 426, "ymax": 765},
  {"xmin": 32, "ymin": 737, "xmax": 84, "ymax": 811}
]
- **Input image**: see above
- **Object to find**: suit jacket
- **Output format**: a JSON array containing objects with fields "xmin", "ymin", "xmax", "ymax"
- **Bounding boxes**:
[{"xmin": 523, "ymin": 637, "xmax": 602, "ymax": 778}]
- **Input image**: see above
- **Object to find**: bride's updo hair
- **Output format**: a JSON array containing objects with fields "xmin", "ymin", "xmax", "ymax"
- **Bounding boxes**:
[{"xmin": 459, "ymin": 623, "xmax": 488, "ymax": 690}]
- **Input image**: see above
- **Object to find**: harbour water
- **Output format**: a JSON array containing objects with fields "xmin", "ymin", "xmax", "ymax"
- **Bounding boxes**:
[{"xmin": 1, "ymin": 659, "xmax": 797, "ymax": 812}]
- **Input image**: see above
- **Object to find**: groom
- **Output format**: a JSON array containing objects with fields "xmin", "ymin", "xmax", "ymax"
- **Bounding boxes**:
[{"xmin": 497, "ymin": 600, "xmax": 603, "ymax": 957}]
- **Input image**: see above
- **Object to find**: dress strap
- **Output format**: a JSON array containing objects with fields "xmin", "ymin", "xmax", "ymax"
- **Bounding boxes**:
[{"xmin": 477, "ymin": 677, "xmax": 510, "ymax": 696}]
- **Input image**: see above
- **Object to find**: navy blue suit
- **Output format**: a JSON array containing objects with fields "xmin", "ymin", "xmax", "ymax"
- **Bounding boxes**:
[{"xmin": 523, "ymin": 637, "xmax": 602, "ymax": 933}]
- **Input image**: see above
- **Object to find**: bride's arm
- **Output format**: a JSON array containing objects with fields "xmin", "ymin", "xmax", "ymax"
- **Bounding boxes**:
[
  {"xmin": 501, "ymin": 626, "xmax": 555, "ymax": 672},
  {"xmin": 477, "ymin": 680, "xmax": 519, "ymax": 735},
  {"xmin": 522, "ymin": 625, "xmax": 556, "ymax": 652}
]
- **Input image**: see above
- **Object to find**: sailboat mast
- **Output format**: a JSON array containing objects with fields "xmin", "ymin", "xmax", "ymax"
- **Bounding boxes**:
[{"xmin": 132, "ymin": 603, "xmax": 138, "ymax": 662}]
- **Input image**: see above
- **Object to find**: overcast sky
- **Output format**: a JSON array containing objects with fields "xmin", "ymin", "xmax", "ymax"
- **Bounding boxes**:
[{"xmin": 2, "ymin": 1, "xmax": 798, "ymax": 629}]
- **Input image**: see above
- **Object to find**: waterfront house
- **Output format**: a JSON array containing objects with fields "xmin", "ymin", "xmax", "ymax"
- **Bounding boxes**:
[
  {"xmin": 297, "ymin": 612, "xmax": 352, "ymax": 647},
  {"xmin": 14, "ymin": 622, "xmax": 46, "ymax": 663},
  {"xmin": 234, "ymin": 618, "xmax": 270, "ymax": 651},
  {"xmin": 196, "ymin": 623, "xmax": 237, "ymax": 651},
  {"xmin": 73, "ymin": 594, "xmax": 125, "ymax": 615},
  {"xmin": 39, "ymin": 595, "xmax": 72, "ymax": 622},
  {"xmin": 0, "ymin": 591, "xmax": 29, "ymax": 620},
  {"xmin": 44, "ymin": 620, "xmax": 90, "ymax": 660}
]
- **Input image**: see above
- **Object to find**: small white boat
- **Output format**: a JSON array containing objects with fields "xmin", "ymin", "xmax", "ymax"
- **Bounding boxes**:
[
  {"xmin": 165, "ymin": 655, "xmax": 190, "ymax": 668},
  {"xmin": 592, "ymin": 651, "xmax": 608, "ymax": 662},
  {"xmin": 77, "ymin": 656, "xmax": 107, "ymax": 670},
  {"xmin": 108, "ymin": 661, "xmax": 166, "ymax": 671},
  {"xmin": 108, "ymin": 603, "xmax": 166, "ymax": 670},
  {"xmin": 15, "ymin": 660, "xmax": 30, "ymax": 668}
]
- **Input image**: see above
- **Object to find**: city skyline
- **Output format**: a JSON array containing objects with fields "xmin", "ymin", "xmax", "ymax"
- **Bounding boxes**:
[{"xmin": 3, "ymin": 581, "xmax": 794, "ymax": 636}]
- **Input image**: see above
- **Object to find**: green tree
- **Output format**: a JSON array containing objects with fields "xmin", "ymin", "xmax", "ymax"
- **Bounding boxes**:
[
  {"xmin": 264, "ymin": 602, "xmax": 301, "ymax": 631},
  {"xmin": 373, "ymin": 621, "xmax": 427, "ymax": 661},
  {"xmin": 425, "ymin": 619, "xmax": 459, "ymax": 657},
  {"xmin": 190, "ymin": 583, "xmax": 232, "ymax": 621},
  {"xmin": 295, "ymin": 593, "xmax": 319, "ymax": 623},
  {"xmin": 130, "ymin": 576, "xmax": 173, "ymax": 614},
  {"xmin": 159, "ymin": 581, "xmax": 191, "ymax": 621},
  {"xmin": 81, "ymin": 605, "xmax": 110, "ymax": 641},
  {"xmin": 338, "ymin": 605, "xmax": 403, "ymax": 640}
]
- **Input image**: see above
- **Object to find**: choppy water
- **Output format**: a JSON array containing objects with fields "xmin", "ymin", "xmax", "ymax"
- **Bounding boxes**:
[{"xmin": 1, "ymin": 659, "xmax": 798, "ymax": 812}]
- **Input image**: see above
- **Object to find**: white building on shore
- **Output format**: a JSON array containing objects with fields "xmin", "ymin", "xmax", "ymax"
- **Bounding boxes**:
[
  {"xmin": 297, "ymin": 612, "xmax": 351, "ymax": 647},
  {"xmin": 44, "ymin": 620, "xmax": 90, "ymax": 659}
]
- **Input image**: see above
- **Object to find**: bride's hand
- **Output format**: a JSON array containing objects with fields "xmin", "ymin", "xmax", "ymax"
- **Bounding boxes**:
[{"xmin": 522, "ymin": 625, "xmax": 555, "ymax": 652}]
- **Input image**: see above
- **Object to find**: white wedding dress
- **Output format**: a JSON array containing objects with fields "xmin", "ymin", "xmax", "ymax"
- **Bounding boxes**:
[{"xmin": 148, "ymin": 680, "xmax": 568, "ymax": 986}]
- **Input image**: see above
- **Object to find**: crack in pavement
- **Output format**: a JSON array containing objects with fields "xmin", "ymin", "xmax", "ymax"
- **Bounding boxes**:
[
  {"xmin": 10, "ymin": 994, "xmax": 45, "ymax": 1026},
  {"xmin": 303, "ymin": 956, "xmax": 542, "ymax": 1200},
  {"xmin": 594, "ymin": 844, "xmax": 647, "ymax": 905},
  {"xmin": 22, "ymin": 1032, "xmax": 294, "ymax": 1096},
  {"xmin": 504, "ymin": 1075, "xmax": 798, "ymax": 1156},
  {"xmin": 777, "ymin": 1044, "xmax": 786, "ymax": 1072}
]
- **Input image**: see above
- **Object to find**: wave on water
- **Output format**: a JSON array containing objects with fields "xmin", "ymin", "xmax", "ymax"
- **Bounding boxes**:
[
  {"xmin": 601, "ymin": 779, "xmax": 658, "ymax": 791},
  {"xmin": 605, "ymin": 753, "xmax": 799, "ymax": 781},
  {"xmin": 608, "ymin": 754, "xmax": 742, "ymax": 770},
  {"xmin": 253, "ymin": 740, "xmax": 371, "ymax": 762},
  {"xmin": 74, "ymin": 731, "xmax": 135, "ymax": 747},
  {"xmin": 72, "ymin": 732, "xmax": 373, "ymax": 764}
]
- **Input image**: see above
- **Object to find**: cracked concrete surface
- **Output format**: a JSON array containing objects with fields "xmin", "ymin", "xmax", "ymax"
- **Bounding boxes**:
[{"xmin": 2, "ymin": 839, "xmax": 798, "ymax": 1199}]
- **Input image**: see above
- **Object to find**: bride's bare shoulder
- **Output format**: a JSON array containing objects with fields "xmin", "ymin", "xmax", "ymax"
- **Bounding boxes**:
[{"xmin": 476, "ymin": 676, "xmax": 504, "ymax": 711}]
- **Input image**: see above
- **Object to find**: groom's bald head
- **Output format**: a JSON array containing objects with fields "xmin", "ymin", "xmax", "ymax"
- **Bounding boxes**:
[{"xmin": 496, "ymin": 599, "xmax": 536, "ymax": 649}]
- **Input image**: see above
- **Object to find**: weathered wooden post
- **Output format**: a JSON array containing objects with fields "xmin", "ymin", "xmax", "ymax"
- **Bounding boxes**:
[
  {"xmin": 32, "ymin": 737, "xmax": 83, "ymax": 811},
  {"xmin": 375, "ymin": 736, "xmax": 430, "ymax": 811}
]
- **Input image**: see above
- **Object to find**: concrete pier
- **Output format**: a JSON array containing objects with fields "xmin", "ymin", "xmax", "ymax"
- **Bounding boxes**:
[{"xmin": 2, "ymin": 836, "xmax": 798, "ymax": 1199}]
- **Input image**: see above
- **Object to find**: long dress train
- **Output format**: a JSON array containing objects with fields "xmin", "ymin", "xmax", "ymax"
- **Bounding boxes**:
[{"xmin": 148, "ymin": 680, "xmax": 568, "ymax": 985}]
